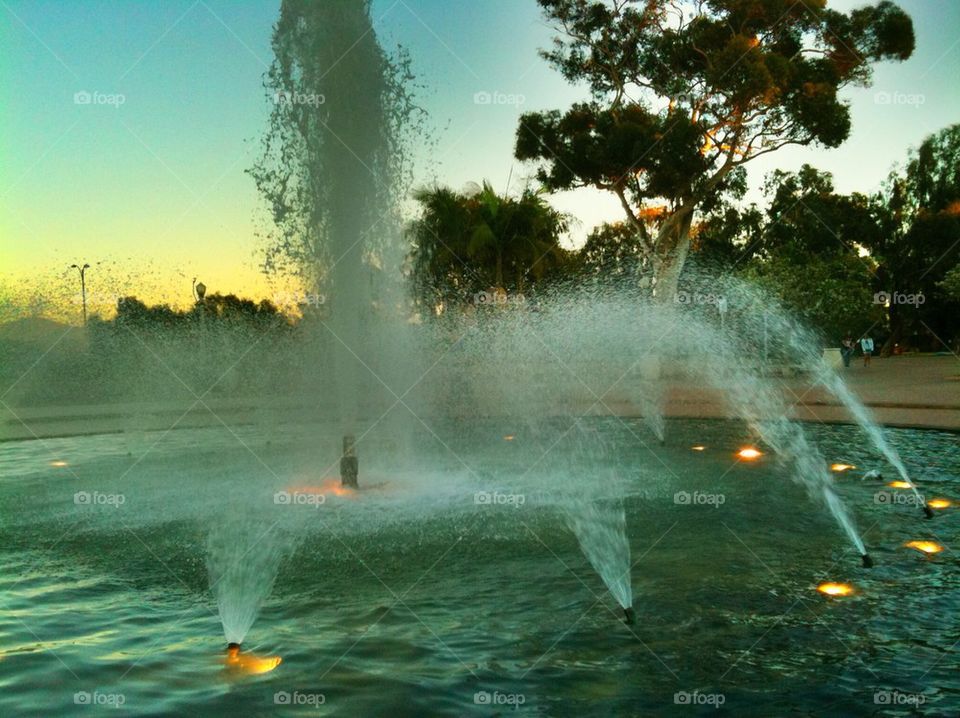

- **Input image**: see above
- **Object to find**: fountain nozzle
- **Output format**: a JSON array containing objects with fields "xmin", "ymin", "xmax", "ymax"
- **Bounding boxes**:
[
  {"xmin": 226, "ymin": 642, "xmax": 241, "ymax": 657},
  {"xmin": 623, "ymin": 606, "xmax": 636, "ymax": 625},
  {"xmin": 340, "ymin": 435, "xmax": 358, "ymax": 489},
  {"xmin": 861, "ymin": 554, "xmax": 874, "ymax": 568},
  {"xmin": 923, "ymin": 504, "xmax": 935, "ymax": 519}
]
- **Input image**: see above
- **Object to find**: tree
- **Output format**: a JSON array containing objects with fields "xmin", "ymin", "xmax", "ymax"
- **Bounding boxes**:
[
  {"xmin": 867, "ymin": 124, "xmax": 960, "ymax": 353},
  {"xmin": 940, "ymin": 265, "xmax": 960, "ymax": 301},
  {"xmin": 576, "ymin": 221, "xmax": 649, "ymax": 279},
  {"xmin": 407, "ymin": 182, "xmax": 570, "ymax": 308},
  {"xmin": 515, "ymin": 0, "xmax": 914, "ymax": 300},
  {"xmin": 741, "ymin": 166, "xmax": 883, "ymax": 341}
]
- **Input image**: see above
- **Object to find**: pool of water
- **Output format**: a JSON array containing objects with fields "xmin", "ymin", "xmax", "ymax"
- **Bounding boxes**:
[{"xmin": 1, "ymin": 419, "xmax": 957, "ymax": 716}]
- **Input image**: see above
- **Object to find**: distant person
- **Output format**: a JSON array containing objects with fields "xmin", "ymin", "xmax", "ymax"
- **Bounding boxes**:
[
  {"xmin": 860, "ymin": 334, "xmax": 875, "ymax": 367},
  {"xmin": 841, "ymin": 334, "xmax": 855, "ymax": 368}
]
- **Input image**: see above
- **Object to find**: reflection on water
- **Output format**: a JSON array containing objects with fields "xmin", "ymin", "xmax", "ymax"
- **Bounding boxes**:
[{"xmin": 0, "ymin": 419, "xmax": 957, "ymax": 716}]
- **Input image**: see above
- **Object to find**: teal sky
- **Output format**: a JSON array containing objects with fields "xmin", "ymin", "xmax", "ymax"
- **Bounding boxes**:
[{"xmin": 2, "ymin": 0, "xmax": 959, "ymax": 313}]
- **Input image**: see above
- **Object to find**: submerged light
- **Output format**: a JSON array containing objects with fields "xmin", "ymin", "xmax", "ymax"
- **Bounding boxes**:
[
  {"xmin": 49, "ymin": 460, "xmax": 68, "ymax": 468},
  {"xmin": 888, "ymin": 481, "xmax": 914, "ymax": 489},
  {"xmin": 830, "ymin": 463, "xmax": 856, "ymax": 473},
  {"xmin": 690, "ymin": 445, "xmax": 706, "ymax": 452},
  {"xmin": 816, "ymin": 582, "xmax": 855, "ymax": 597},
  {"xmin": 224, "ymin": 643, "xmax": 281, "ymax": 674},
  {"xmin": 904, "ymin": 540, "xmax": 944, "ymax": 554},
  {"xmin": 927, "ymin": 499, "xmax": 952, "ymax": 510},
  {"xmin": 503, "ymin": 435, "xmax": 515, "ymax": 441},
  {"xmin": 737, "ymin": 447, "xmax": 762, "ymax": 460}
]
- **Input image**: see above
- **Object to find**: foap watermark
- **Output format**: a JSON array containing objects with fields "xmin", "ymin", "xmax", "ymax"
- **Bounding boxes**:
[
  {"xmin": 272, "ymin": 291, "xmax": 326, "ymax": 309},
  {"xmin": 874, "ymin": 689, "xmax": 926, "ymax": 706},
  {"xmin": 72, "ymin": 291, "xmax": 125, "ymax": 309},
  {"xmin": 474, "ymin": 490, "xmax": 525, "ymax": 508},
  {"xmin": 674, "ymin": 490, "xmax": 726, "ymax": 508},
  {"xmin": 875, "ymin": 490, "xmax": 925, "ymax": 507},
  {"xmin": 74, "ymin": 691, "xmax": 126, "ymax": 707},
  {"xmin": 675, "ymin": 291, "xmax": 725, "ymax": 306},
  {"xmin": 473, "ymin": 289, "xmax": 525, "ymax": 307},
  {"xmin": 473, "ymin": 90, "xmax": 526, "ymax": 107},
  {"xmin": 874, "ymin": 91, "xmax": 925, "ymax": 108},
  {"xmin": 674, "ymin": 690, "xmax": 725, "ymax": 708},
  {"xmin": 274, "ymin": 691, "xmax": 326, "ymax": 706},
  {"xmin": 274, "ymin": 490, "xmax": 325, "ymax": 508},
  {"xmin": 873, "ymin": 291, "xmax": 925, "ymax": 307},
  {"xmin": 74, "ymin": 90, "xmax": 125, "ymax": 108},
  {"xmin": 74, "ymin": 491, "xmax": 125, "ymax": 508},
  {"xmin": 474, "ymin": 691, "xmax": 526, "ymax": 708},
  {"xmin": 273, "ymin": 90, "xmax": 325, "ymax": 107}
]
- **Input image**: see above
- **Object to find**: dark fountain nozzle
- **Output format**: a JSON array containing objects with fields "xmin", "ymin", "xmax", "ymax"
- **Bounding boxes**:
[
  {"xmin": 923, "ymin": 504, "xmax": 935, "ymax": 520},
  {"xmin": 340, "ymin": 434, "xmax": 359, "ymax": 489},
  {"xmin": 623, "ymin": 606, "xmax": 636, "ymax": 625},
  {"xmin": 861, "ymin": 554, "xmax": 874, "ymax": 568}
]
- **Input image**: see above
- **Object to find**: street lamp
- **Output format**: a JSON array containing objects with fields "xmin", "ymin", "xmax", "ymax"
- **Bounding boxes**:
[
  {"xmin": 71, "ymin": 263, "xmax": 91, "ymax": 325},
  {"xmin": 193, "ymin": 278, "xmax": 207, "ymax": 303}
]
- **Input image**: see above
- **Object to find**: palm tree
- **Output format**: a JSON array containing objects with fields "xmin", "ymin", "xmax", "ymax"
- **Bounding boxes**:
[{"xmin": 407, "ymin": 182, "xmax": 569, "ymax": 307}]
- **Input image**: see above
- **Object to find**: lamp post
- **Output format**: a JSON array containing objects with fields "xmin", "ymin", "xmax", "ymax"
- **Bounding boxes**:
[
  {"xmin": 193, "ymin": 278, "xmax": 207, "ymax": 303},
  {"xmin": 71, "ymin": 263, "xmax": 90, "ymax": 325}
]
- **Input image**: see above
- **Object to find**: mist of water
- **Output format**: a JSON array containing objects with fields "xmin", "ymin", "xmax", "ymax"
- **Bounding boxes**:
[{"xmin": 206, "ymin": 512, "xmax": 292, "ymax": 645}]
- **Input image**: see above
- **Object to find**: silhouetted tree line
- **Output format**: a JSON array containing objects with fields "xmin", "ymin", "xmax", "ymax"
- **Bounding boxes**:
[{"xmin": 408, "ymin": 124, "xmax": 960, "ymax": 353}]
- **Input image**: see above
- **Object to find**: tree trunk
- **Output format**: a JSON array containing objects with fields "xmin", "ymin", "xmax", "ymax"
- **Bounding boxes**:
[
  {"xmin": 881, "ymin": 303, "xmax": 903, "ymax": 357},
  {"xmin": 652, "ymin": 209, "xmax": 695, "ymax": 303}
]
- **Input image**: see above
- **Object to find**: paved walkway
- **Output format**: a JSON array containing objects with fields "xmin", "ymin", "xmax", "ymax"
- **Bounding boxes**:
[
  {"xmin": 654, "ymin": 355, "xmax": 960, "ymax": 430},
  {"xmin": 3, "ymin": 356, "xmax": 959, "ymax": 441}
]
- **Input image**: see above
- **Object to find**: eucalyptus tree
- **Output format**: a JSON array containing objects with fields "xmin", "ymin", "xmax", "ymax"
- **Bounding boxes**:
[{"xmin": 515, "ymin": 0, "xmax": 914, "ymax": 300}]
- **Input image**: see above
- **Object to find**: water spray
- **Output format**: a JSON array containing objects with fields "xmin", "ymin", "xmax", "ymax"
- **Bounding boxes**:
[{"xmin": 341, "ymin": 434, "xmax": 358, "ymax": 489}]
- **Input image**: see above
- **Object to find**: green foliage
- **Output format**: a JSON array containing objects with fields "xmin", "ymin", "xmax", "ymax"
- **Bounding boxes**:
[
  {"xmin": 744, "ymin": 252, "xmax": 880, "ymax": 342},
  {"xmin": 731, "ymin": 165, "xmax": 882, "ymax": 341},
  {"xmin": 867, "ymin": 124, "xmax": 960, "ymax": 351},
  {"xmin": 517, "ymin": 0, "xmax": 914, "ymax": 290},
  {"xmin": 940, "ymin": 265, "xmax": 960, "ymax": 301},
  {"xmin": 406, "ymin": 183, "xmax": 570, "ymax": 307},
  {"xmin": 760, "ymin": 165, "xmax": 882, "ymax": 260},
  {"xmin": 576, "ymin": 222, "xmax": 650, "ymax": 279}
]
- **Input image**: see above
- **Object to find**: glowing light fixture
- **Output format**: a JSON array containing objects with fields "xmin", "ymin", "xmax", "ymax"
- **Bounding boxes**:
[
  {"xmin": 50, "ymin": 460, "xmax": 69, "ymax": 468},
  {"xmin": 816, "ymin": 582, "xmax": 854, "ymax": 597},
  {"xmin": 927, "ymin": 499, "xmax": 952, "ymax": 510},
  {"xmin": 503, "ymin": 435, "xmax": 515, "ymax": 441},
  {"xmin": 904, "ymin": 540, "xmax": 944, "ymax": 554},
  {"xmin": 286, "ymin": 477, "xmax": 356, "ymax": 498},
  {"xmin": 737, "ymin": 447, "xmax": 762, "ymax": 460},
  {"xmin": 888, "ymin": 481, "xmax": 914, "ymax": 489},
  {"xmin": 830, "ymin": 463, "xmax": 856, "ymax": 473},
  {"xmin": 690, "ymin": 445, "xmax": 706, "ymax": 452},
  {"xmin": 224, "ymin": 645, "xmax": 281, "ymax": 674}
]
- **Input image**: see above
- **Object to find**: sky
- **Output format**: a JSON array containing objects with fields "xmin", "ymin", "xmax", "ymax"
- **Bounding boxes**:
[{"xmin": 2, "ymin": 0, "xmax": 958, "ymax": 320}]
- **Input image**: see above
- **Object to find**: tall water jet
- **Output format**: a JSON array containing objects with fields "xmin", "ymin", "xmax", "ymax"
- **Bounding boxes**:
[{"xmin": 250, "ymin": 0, "xmax": 422, "ymax": 474}]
